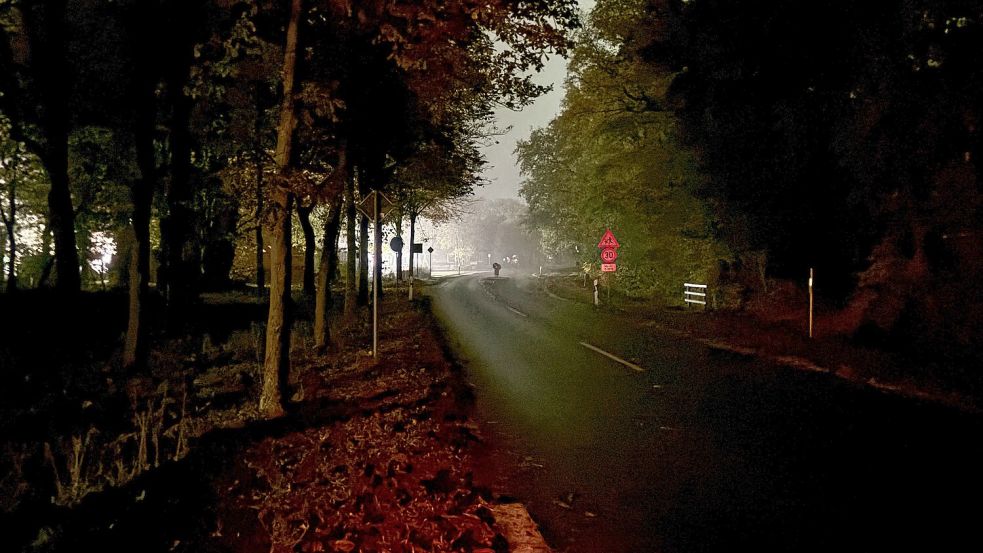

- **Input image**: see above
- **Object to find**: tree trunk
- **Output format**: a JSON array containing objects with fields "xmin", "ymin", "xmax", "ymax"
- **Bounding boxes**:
[
  {"xmin": 36, "ymin": 217, "xmax": 53, "ymax": 288},
  {"xmin": 344, "ymin": 174, "xmax": 357, "ymax": 321},
  {"xmin": 162, "ymin": 70, "xmax": 198, "ymax": 329},
  {"xmin": 259, "ymin": 0, "xmax": 302, "ymax": 419},
  {"xmin": 315, "ymin": 194, "xmax": 344, "ymax": 351},
  {"xmin": 2, "ymin": 177, "xmax": 16, "ymax": 291},
  {"xmin": 251, "ymin": 80, "xmax": 268, "ymax": 301},
  {"xmin": 374, "ymin": 215, "xmax": 384, "ymax": 298},
  {"xmin": 0, "ymin": 223, "xmax": 6, "ymax": 289},
  {"xmin": 46, "ymin": 146, "xmax": 80, "ymax": 293},
  {"xmin": 394, "ymin": 209, "xmax": 403, "ymax": 281},
  {"xmin": 254, "ymin": 120, "xmax": 265, "ymax": 300},
  {"xmin": 409, "ymin": 211, "xmax": 416, "ymax": 278},
  {"xmin": 123, "ymin": 97, "xmax": 157, "ymax": 371},
  {"xmin": 201, "ymin": 189, "xmax": 238, "ymax": 289},
  {"xmin": 297, "ymin": 203, "xmax": 316, "ymax": 296},
  {"xmin": 260, "ymin": 189, "xmax": 293, "ymax": 416},
  {"xmin": 358, "ymin": 212, "xmax": 369, "ymax": 305},
  {"xmin": 112, "ymin": 225, "xmax": 133, "ymax": 288},
  {"xmin": 3, "ymin": 224, "xmax": 14, "ymax": 292},
  {"xmin": 22, "ymin": 0, "xmax": 81, "ymax": 294}
]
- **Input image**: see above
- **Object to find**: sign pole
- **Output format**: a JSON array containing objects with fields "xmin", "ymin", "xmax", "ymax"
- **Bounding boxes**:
[
  {"xmin": 372, "ymin": 191, "xmax": 380, "ymax": 358},
  {"xmin": 808, "ymin": 267, "xmax": 814, "ymax": 339}
]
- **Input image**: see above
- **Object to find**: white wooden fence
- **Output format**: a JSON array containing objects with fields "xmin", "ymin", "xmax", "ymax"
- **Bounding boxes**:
[{"xmin": 684, "ymin": 283, "xmax": 707, "ymax": 307}]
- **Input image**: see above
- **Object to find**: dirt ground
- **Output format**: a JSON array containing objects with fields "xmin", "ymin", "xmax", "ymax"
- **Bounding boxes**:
[{"xmin": 0, "ymin": 289, "xmax": 549, "ymax": 552}]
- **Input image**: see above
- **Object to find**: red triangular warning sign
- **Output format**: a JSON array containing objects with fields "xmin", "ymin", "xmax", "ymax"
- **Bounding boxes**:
[{"xmin": 597, "ymin": 229, "xmax": 620, "ymax": 249}]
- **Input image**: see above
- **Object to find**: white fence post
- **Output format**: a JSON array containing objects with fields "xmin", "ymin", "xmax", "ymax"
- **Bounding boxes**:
[{"xmin": 684, "ymin": 283, "xmax": 708, "ymax": 309}]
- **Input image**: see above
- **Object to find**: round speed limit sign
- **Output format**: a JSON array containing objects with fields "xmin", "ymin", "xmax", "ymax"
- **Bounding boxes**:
[{"xmin": 600, "ymin": 247, "xmax": 618, "ymax": 263}]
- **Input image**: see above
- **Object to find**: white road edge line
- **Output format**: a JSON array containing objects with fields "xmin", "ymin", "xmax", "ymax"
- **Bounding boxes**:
[
  {"xmin": 507, "ymin": 306, "xmax": 528, "ymax": 318},
  {"xmin": 578, "ymin": 341, "xmax": 645, "ymax": 372}
]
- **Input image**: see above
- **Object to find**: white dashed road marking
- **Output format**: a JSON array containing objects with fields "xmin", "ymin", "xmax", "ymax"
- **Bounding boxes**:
[{"xmin": 578, "ymin": 341, "xmax": 644, "ymax": 372}]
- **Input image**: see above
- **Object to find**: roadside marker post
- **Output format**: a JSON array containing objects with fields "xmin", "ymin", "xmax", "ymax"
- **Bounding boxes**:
[
  {"xmin": 593, "ymin": 279, "xmax": 599, "ymax": 306},
  {"xmin": 808, "ymin": 268, "xmax": 814, "ymax": 338}
]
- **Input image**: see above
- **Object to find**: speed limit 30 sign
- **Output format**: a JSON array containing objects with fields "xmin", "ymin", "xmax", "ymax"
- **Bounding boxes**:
[{"xmin": 597, "ymin": 229, "xmax": 620, "ymax": 272}]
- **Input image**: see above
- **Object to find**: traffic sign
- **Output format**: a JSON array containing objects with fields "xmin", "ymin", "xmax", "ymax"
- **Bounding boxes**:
[
  {"xmin": 390, "ymin": 236, "xmax": 403, "ymax": 251},
  {"xmin": 597, "ymin": 229, "xmax": 620, "ymax": 249},
  {"xmin": 600, "ymin": 248, "xmax": 618, "ymax": 263},
  {"xmin": 601, "ymin": 263, "xmax": 617, "ymax": 272},
  {"xmin": 356, "ymin": 190, "xmax": 395, "ymax": 221}
]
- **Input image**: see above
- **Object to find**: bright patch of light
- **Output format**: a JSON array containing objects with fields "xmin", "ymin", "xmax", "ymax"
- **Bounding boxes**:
[{"xmin": 89, "ymin": 231, "xmax": 117, "ymax": 274}]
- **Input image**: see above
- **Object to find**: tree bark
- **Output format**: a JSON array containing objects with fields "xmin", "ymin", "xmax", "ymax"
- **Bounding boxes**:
[
  {"xmin": 21, "ymin": 0, "xmax": 81, "ymax": 294},
  {"xmin": 45, "ymin": 143, "xmax": 80, "ymax": 293},
  {"xmin": 162, "ymin": 69, "xmax": 198, "ymax": 329},
  {"xmin": 0, "ymin": 222, "xmax": 5, "ymax": 289},
  {"xmin": 36, "ymin": 217, "xmax": 53, "ymax": 288},
  {"xmin": 254, "ymin": 97, "xmax": 265, "ymax": 301},
  {"xmin": 394, "ymin": 209, "xmax": 403, "ymax": 281},
  {"xmin": 374, "ymin": 213, "xmax": 384, "ymax": 298},
  {"xmin": 315, "ymin": 193, "xmax": 344, "ymax": 351},
  {"xmin": 200, "ymin": 189, "xmax": 238, "ymax": 289},
  {"xmin": 344, "ymin": 173, "xmax": 357, "ymax": 321},
  {"xmin": 123, "ymin": 101, "xmax": 157, "ymax": 370},
  {"xmin": 409, "ymin": 210, "xmax": 416, "ymax": 278},
  {"xmin": 297, "ymin": 202, "xmax": 316, "ymax": 296},
  {"xmin": 0, "ymin": 226, "xmax": 5, "ymax": 290},
  {"xmin": 260, "ymin": 189, "xmax": 293, "ymax": 416},
  {"xmin": 2, "ymin": 179, "xmax": 15, "ymax": 291},
  {"xmin": 358, "ymin": 211, "xmax": 369, "ymax": 305},
  {"xmin": 259, "ymin": 0, "xmax": 302, "ymax": 419}
]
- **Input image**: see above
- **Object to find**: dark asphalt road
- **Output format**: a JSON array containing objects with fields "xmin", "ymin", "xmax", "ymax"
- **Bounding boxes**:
[{"xmin": 427, "ymin": 271, "xmax": 983, "ymax": 553}]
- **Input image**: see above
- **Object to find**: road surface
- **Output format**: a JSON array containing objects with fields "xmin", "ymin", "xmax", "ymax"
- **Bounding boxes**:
[{"xmin": 427, "ymin": 271, "xmax": 983, "ymax": 552}]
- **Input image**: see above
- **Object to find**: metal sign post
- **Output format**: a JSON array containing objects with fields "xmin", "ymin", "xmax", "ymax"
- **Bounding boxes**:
[
  {"xmin": 372, "ymin": 192, "xmax": 380, "ymax": 358},
  {"xmin": 355, "ymin": 190, "xmax": 395, "ymax": 359}
]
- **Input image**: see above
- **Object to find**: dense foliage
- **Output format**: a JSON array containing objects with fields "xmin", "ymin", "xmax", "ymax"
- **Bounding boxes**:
[
  {"xmin": 0, "ymin": 0, "xmax": 579, "ymax": 413},
  {"xmin": 518, "ymin": 0, "xmax": 727, "ymax": 300},
  {"xmin": 520, "ymin": 0, "xmax": 983, "ymax": 358}
]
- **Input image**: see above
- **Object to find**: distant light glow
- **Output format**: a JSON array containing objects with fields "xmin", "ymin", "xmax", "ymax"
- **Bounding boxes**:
[{"xmin": 89, "ymin": 232, "xmax": 117, "ymax": 274}]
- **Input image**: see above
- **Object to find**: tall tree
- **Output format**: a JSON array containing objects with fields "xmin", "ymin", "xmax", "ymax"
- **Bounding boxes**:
[
  {"xmin": 258, "ymin": 0, "xmax": 302, "ymax": 419},
  {"xmin": 343, "ymin": 170, "xmax": 357, "ymax": 321},
  {"xmin": 0, "ymin": 146, "xmax": 18, "ymax": 291},
  {"xmin": 122, "ymin": 12, "xmax": 160, "ymax": 369},
  {"xmin": 0, "ymin": 0, "xmax": 81, "ymax": 292},
  {"xmin": 295, "ymin": 200, "xmax": 316, "ymax": 295},
  {"xmin": 314, "ymin": 179, "xmax": 345, "ymax": 351},
  {"xmin": 159, "ymin": 0, "xmax": 208, "ymax": 328}
]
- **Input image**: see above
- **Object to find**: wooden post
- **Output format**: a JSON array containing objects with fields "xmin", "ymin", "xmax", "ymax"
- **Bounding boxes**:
[{"xmin": 808, "ymin": 267, "xmax": 814, "ymax": 339}]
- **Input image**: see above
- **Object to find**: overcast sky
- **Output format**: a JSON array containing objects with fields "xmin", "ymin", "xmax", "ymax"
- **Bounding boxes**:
[{"xmin": 476, "ymin": 1, "xmax": 595, "ymax": 202}]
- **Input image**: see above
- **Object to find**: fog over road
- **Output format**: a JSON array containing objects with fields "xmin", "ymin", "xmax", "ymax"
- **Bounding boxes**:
[{"xmin": 428, "ymin": 271, "xmax": 983, "ymax": 553}]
